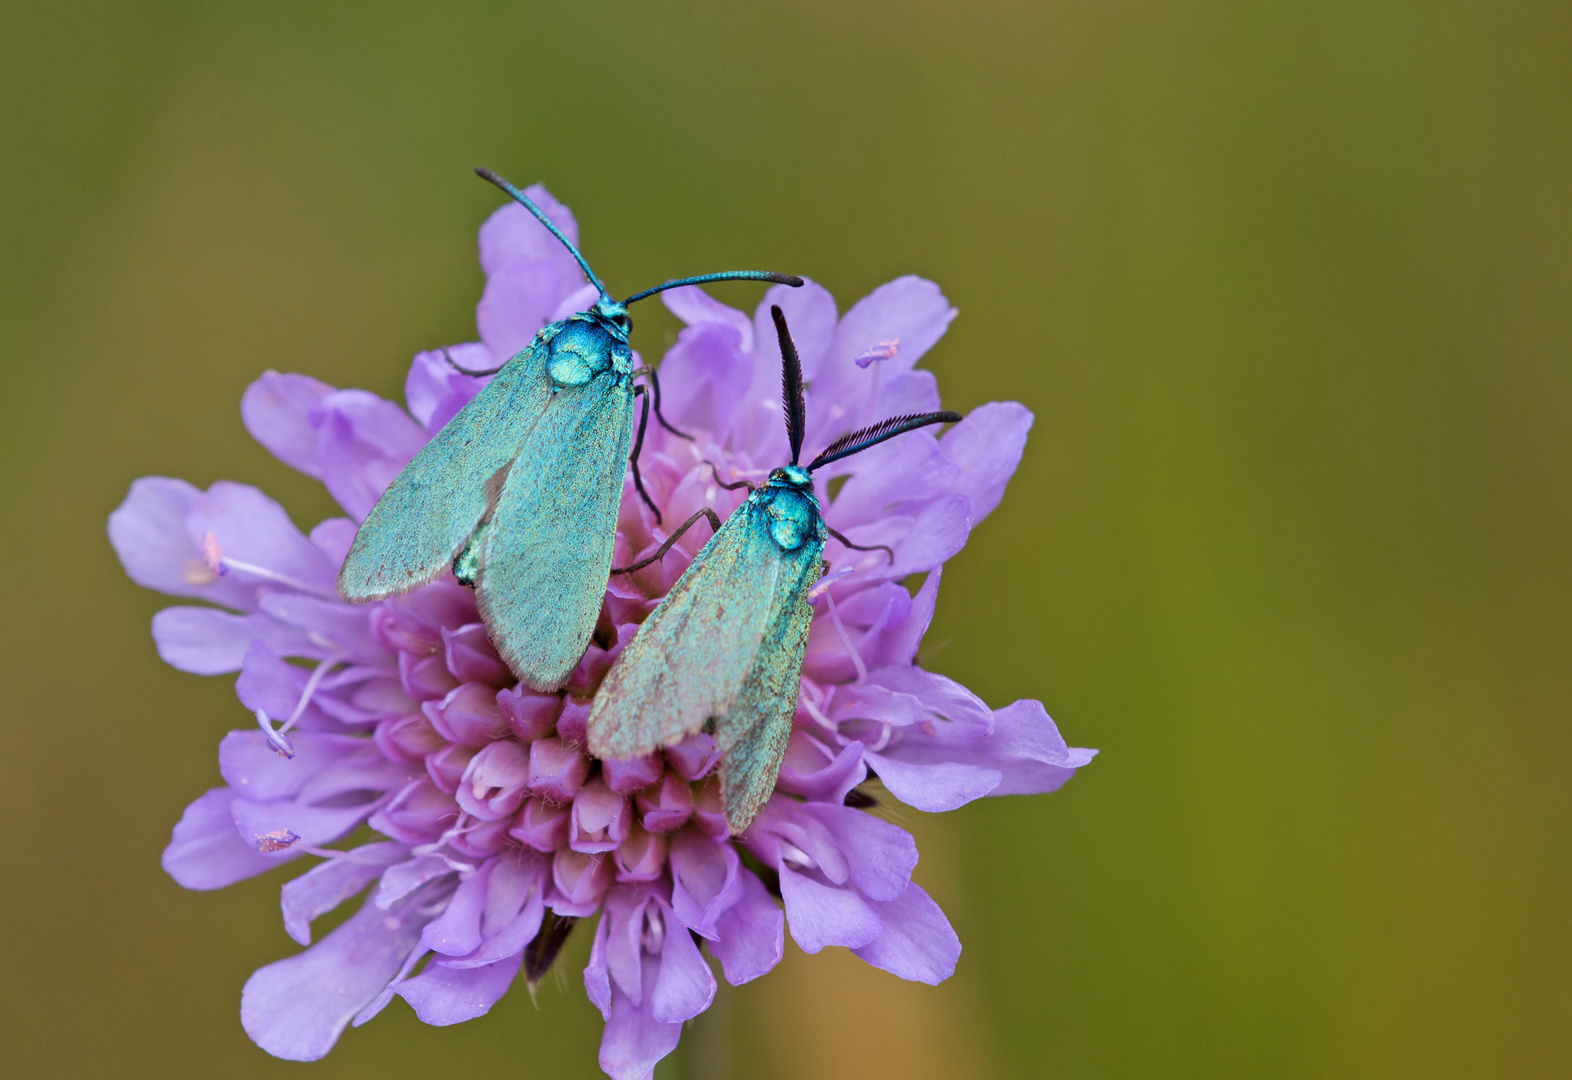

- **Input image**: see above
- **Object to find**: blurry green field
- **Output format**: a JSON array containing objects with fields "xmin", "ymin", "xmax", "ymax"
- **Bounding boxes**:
[{"xmin": 2, "ymin": 2, "xmax": 1569, "ymax": 1077}]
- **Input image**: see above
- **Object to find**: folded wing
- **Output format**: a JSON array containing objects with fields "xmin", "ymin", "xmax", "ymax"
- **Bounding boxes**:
[
  {"xmin": 716, "ymin": 535, "xmax": 823, "ymax": 833},
  {"xmin": 475, "ymin": 371, "xmax": 634, "ymax": 691},
  {"xmin": 337, "ymin": 345, "xmax": 551, "ymax": 601},
  {"xmin": 587, "ymin": 503, "xmax": 781, "ymax": 758}
]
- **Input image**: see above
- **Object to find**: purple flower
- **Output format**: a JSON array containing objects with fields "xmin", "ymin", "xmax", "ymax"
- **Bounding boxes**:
[{"xmin": 109, "ymin": 187, "xmax": 1096, "ymax": 1080}]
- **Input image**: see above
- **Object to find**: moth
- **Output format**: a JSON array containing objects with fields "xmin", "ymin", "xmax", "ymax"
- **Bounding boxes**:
[
  {"xmin": 588, "ymin": 304, "xmax": 961, "ymax": 832},
  {"xmin": 337, "ymin": 169, "xmax": 800, "ymax": 691}
]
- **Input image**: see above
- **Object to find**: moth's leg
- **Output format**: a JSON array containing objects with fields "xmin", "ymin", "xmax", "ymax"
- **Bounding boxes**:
[
  {"xmin": 443, "ymin": 347, "xmax": 506, "ymax": 377},
  {"xmin": 632, "ymin": 365, "xmax": 694, "ymax": 441},
  {"xmin": 630, "ymin": 386, "xmax": 662, "ymax": 524},
  {"xmin": 825, "ymin": 524, "xmax": 894, "ymax": 564},
  {"xmin": 702, "ymin": 460, "xmax": 756, "ymax": 492},
  {"xmin": 612, "ymin": 508, "xmax": 723, "ymax": 574}
]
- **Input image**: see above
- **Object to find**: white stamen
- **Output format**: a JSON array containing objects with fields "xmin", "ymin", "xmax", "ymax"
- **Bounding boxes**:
[
  {"xmin": 277, "ymin": 653, "xmax": 345, "ymax": 737},
  {"xmin": 640, "ymin": 908, "xmax": 665, "ymax": 954},
  {"xmin": 823, "ymin": 588, "xmax": 868, "ymax": 683},
  {"xmin": 217, "ymin": 555, "xmax": 340, "ymax": 601},
  {"xmin": 798, "ymin": 690, "xmax": 836, "ymax": 733},
  {"xmin": 808, "ymin": 564, "xmax": 855, "ymax": 601},
  {"xmin": 779, "ymin": 842, "xmax": 813, "ymax": 869}
]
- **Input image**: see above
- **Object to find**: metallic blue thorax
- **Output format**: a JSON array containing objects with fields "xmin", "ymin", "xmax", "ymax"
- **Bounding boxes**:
[
  {"xmin": 540, "ymin": 301, "xmax": 634, "ymax": 389},
  {"xmin": 754, "ymin": 465, "xmax": 824, "ymax": 552}
]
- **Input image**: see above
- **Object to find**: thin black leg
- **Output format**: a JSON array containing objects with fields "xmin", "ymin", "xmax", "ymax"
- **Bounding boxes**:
[
  {"xmin": 702, "ymin": 460, "xmax": 757, "ymax": 492},
  {"xmin": 613, "ymin": 509, "xmax": 723, "ymax": 574},
  {"xmin": 630, "ymin": 387, "xmax": 662, "ymax": 524},
  {"xmin": 634, "ymin": 366, "xmax": 694, "ymax": 441},
  {"xmin": 826, "ymin": 524, "xmax": 894, "ymax": 564},
  {"xmin": 443, "ymin": 347, "xmax": 506, "ymax": 377}
]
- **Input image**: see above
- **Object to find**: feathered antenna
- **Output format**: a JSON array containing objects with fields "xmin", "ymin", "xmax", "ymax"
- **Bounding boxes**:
[
  {"xmin": 806, "ymin": 410, "xmax": 962, "ymax": 473},
  {"xmin": 772, "ymin": 305, "xmax": 807, "ymax": 464}
]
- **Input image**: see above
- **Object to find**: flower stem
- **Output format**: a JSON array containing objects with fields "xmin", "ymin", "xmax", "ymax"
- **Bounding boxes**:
[{"xmin": 682, "ymin": 977, "xmax": 731, "ymax": 1080}]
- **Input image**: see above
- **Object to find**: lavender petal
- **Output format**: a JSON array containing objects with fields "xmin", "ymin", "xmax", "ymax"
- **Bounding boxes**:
[
  {"xmin": 241, "ymin": 890, "xmax": 433, "ymax": 1060},
  {"xmin": 851, "ymin": 882, "xmax": 960, "ymax": 985}
]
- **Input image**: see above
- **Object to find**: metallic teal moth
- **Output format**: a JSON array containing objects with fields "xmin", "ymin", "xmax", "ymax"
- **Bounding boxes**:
[
  {"xmin": 587, "ymin": 305, "xmax": 962, "ymax": 832},
  {"xmin": 337, "ymin": 168, "xmax": 801, "ymax": 691}
]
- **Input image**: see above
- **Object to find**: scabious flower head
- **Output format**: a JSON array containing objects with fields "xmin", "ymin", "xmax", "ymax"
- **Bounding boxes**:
[{"xmin": 109, "ymin": 187, "xmax": 1096, "ymax": 1080}]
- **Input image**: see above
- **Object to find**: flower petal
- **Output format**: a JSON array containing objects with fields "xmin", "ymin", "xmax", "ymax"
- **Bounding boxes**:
[
  {"xmin": 860, "ymin": 566, "xmax": 941, "ymax": 669},
  {"xmin": 152, "ymin": 607, "xmax": 321, "ymax": 674},
  {"xmin": 419, "ymin": 859, "xmax": 492, "ymax": 957},
  {"xmin": 778, "ymin": 866, "xmax": 881, "ymax": 952},
  {"xmin": 825, "ymin": 431, "xmax": 959, "ymax": 529},
  {"xmin": 809, "ymin": 277, "xmax": 957, "ymax": 441},
  {"xmin": 651, "ymin": 902, "xmax": 715, "ymax": 1023},
  {"xmin": 775, "ymin": 735, "xmax": 868, "ymax": 804},
  {"xmin": 796, "ymin": 803, "xmax": 917, "ymax": 902},
  {"xmin": 281, "ymin": 842, "xmax": 407, "ymax": 945},
  {"xmin": 477, "ymin": 258, "xmax": 570, "ymax": 361},
  {"xmin": 892, "ymin": 495, "xmax": 973, "ymax": 574},
  {"xmin": 309, "ymin": 517, "xmax": 359, "ymax": 566},
  {"xmin": 231, "ymin": 797, "xmax": 380, "ymax": 853},
  {"xmin": 405, "ymin": 346, "xmax": 490, "ymax": 432},
  {"xmin": 186, "ymin": 481, "xmax": 339, "ymax": 596},
  {"xmin": 162, "ymin": 788, "xmax": 278, "ymax": 889},
  {"xmin": 710, "ymin": 869, "xmax": 784, "ymax": 985},
  {"xmin": 985, "ymin": 699, "xmax": 1099, "ymax": 796},
  {"xmin": 397, "ymin": 952, "xmax": 523, "ymax": 1025},
  {"xmin": 107, "ymin": 477, "xmax": 257, "ymax": 610},
  {"xmin": 598, "ymin": 955, "xmax": 681, "ymax": 1080},
  {"xmin": 939, "ymin": 401, "xmax": 1033, "ymax": 522},
  {"xmin": 217, "ymin": 727, "xmax": 366, "ymax": 801},
  {"xmin": 668, "ymin": 830, "xmax": 741, "ymax": 938},
  {"xmin": 256, "ymin": 592, "xmax": 389, "ymax": 666},
  {"xmin": 662, "ymin": 284, "xmax": 753, "ymax": 347},
  {"xmin": 478, "ymin": 187, "xmax": 580, "ymax": 278},
  {"xmin": 241, "ymin": 371, "xmax": 335, "ymax": 477},
  {"xmin": 652, "ymin": 321, "xmax": 751, "ymax": 435},
  {"xmin": 862, "ymin": 752, "xmax": 1001, "ymax": 813},
  {"xmin": 851, "ymin": 882, "xmax": 960, "ymax": 984},
  {"xmin": 312, "ymin": 390, "xmax": 429, "ymax": 521},
  {"xmin": 241, "ymin": 889, "xmax": 434, "ymax": 1061}
]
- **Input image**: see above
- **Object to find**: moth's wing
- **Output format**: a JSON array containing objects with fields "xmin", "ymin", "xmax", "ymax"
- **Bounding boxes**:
[
  {"xmin": 716, "ymin": 533, "xmax": 824, "ymax": 833},
  {"xmin": 587, "ymin": 502, "xmax": 780, "ymax": 758},
  {"xmin": 474, "ymin": 372, "xmax": 635, "ymax": 691},
  {"xmin": 338, "ymin": 344, "xmax": 550, "ymax": 601}
]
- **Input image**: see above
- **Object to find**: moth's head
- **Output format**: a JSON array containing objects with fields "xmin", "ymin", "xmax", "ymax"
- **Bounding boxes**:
[
  {"xmin": 768, "ymin": 464, "xmax": 813, "ymax": 491},
  {"xmin": 592, "ymin": 297, "xmax": 632, "ymax": 339}
]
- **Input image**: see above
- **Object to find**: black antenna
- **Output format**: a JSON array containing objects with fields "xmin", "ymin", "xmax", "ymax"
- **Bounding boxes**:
[
  {"xmin": 623, "ymin": 271, "xmax": 802, "ymax": 307},
  {"xmin": 806, "ymin": 411, "xmax": 962, "ymax": 473},
  {"xmin": 772, "ymin": 305, "xmax": 807, "ymax": 464}
]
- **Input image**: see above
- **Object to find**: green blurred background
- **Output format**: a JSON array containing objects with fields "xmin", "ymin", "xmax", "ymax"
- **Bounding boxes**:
[{"xmin": 3, "ymin": 1, "xmax": 1569, "ymax": 1076}]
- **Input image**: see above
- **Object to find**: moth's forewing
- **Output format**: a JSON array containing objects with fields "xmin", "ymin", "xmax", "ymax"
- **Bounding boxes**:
[
  {"xmin": 586, "ymin": 502, "xmax": 780, "ymax": 757},
  {"xmin": 716, "ymin": 527, "xmax": 824, "ymax": 833},
  {"xmin": 337, "ymin": 343, "xmax": 551, "ymax": 601},
  {"xmin": 475, "ymin": 371, "xmax": 635, "ymax": 691}
]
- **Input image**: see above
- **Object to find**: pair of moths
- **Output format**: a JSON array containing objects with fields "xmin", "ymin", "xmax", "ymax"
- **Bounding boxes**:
[{"xmin": 340, "ymin": 174, "xmax": 960, "ymax": 832}]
